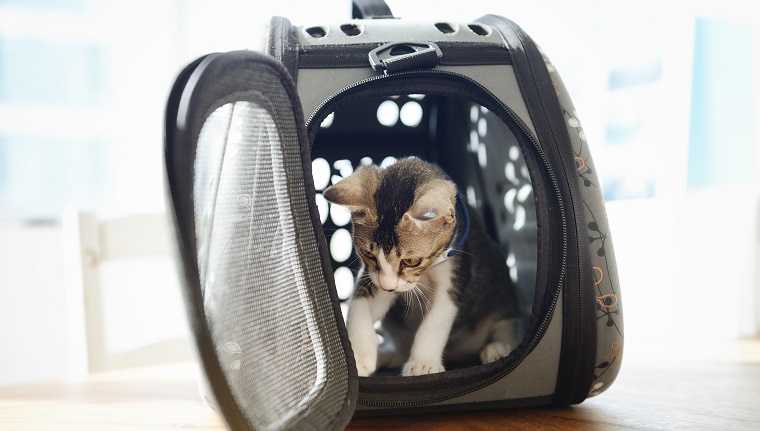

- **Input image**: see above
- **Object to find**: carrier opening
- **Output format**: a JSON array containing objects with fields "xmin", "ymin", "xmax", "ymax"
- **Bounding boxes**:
[{"xmin": 309, "ymin": 92, "xmax": 538, "ymax": 377}]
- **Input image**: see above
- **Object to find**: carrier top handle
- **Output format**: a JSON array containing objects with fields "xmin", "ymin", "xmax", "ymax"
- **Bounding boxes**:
[{"xmin": 352, "ymin": 0, "xmax": 395, "ymax": 19}]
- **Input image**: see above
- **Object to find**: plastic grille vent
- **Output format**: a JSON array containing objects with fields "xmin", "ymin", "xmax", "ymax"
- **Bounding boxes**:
[{"xmin": 311, "ymin": 95, "xmax": 537, "ymax": 326}]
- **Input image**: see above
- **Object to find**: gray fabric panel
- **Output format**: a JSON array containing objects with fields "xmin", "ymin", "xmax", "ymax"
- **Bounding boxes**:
[
  {"xmin": 193, "ymin": 60, "xmax": 350, "ymax": 429},
  {"xmin": 297, "ymin": 65, "xmax": 538, "ymax": 144},
  {"xmin": 439, "ymin": 297, "xmax": 563, "ymax": 404}
]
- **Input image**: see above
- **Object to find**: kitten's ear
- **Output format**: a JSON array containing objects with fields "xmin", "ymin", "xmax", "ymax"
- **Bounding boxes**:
[
  {"xmin": 323, "ymin": 165, "xmax": 380, "ymax": 222},
  {"xmin": 403, "ymin": 180, "xmax": 456, "ymax": 229}
]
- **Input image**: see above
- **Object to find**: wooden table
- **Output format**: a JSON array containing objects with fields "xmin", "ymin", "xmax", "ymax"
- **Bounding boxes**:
[{"xmin": 2, "ymin": 338, "xmax": 758, "ymax": 430}]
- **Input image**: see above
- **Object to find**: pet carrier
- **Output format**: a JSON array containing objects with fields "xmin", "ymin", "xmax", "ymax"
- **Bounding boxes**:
[{"xmin": 164, "ymin": 1, "xmax": 623, "ymax": 429}]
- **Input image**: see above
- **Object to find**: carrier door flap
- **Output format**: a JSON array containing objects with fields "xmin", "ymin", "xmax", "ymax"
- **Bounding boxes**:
[{"xmin": 165, "ymin": 50, "xmax": 358, "ymax": 430}]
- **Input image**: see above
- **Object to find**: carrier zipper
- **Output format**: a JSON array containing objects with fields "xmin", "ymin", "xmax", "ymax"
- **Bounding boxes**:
[
  {"xmin": 477, "ymin": 14, "xmax": 597, "ymax": 404},
  {"xmin": 305, "ymin": 69, "xmax": 569, "ymax": 408}
]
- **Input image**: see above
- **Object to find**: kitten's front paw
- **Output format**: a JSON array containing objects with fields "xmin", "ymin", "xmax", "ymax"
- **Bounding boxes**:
[
  {"xmin": 353, "ymin": 349, "xmax": 376, "ymax": 377},
  {"xmin": 402, "ymin": 360, "xmax": 445, "ymax": 376},
  {"xmin": 356, "ymin": 361, "xmax": 374, "ymax": 377},
  {"xmin": 480, "ymin": 341, "xmax": 511, "ymax": 364}
]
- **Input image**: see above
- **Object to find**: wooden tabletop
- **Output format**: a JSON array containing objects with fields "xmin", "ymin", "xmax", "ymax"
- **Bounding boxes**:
[{"xmin": 1, "ymin": 338, "xmax": 758, "ymax": 431}]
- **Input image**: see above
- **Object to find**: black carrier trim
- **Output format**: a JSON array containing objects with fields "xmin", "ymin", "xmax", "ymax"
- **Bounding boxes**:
[
  {"xmin": 299, "ymin": 42, "xmax": 511, "ymax": 69},
  {"xmin": 267, "ymin": 16, "xmax": 300, "ymax": 83},
  {"xmin": 478, "ymin": 14, "xmax": 597, "ymax": 405},
  {"xmin": 352, "ymin": 0, "xmax": 395, "ymax": 19}
]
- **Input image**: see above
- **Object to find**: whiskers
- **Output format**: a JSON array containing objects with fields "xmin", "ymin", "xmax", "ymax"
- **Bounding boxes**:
[
  {"xmin": 446, "ymin": 247, "xmax": 477, "ymax": 259},
  {"xmin": 354, "ymin": 272, "xmax": 374, "ymax": 296},
  {"xmin": 401, "ymin": 281, "xmax": 434, "ymax": 320}
]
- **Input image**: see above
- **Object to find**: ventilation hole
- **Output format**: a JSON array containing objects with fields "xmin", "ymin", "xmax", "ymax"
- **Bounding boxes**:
[
  {"xmin": 399, "ymin": 101, "xmax": 423, "ymax": 127},
  {"xmin": 333, "ymin": 266, "xmax": 355, "ymax": 300},
  {"xmin": 466, "ymin": 186, "xmax": 477, "ymax": 207},
  {"xmin": 315, "ymin": 194, "xmax": 329, "ymax": 224},
  {"xmin": 435, "ymin": 22, "xmax": 456, "ymax": 34},
  {"xmin": 380, "ymin": 156, "xmax": 397, "ymax": 168},
  {"xmin": 509, "ymin": 146, "xmax": 520, "ymax": 161},
  {"xmin": 478, "ymin": 118, "xmax": 487, "ymax": 137},
  {"xmin": 517, "ymin": 184, "xmax": 533, "ymax": 202},
  {"xmin": 376, "ymin": 100, "xmax": 399, "ymax": 127},
  {"xmin": 478, "ymin": 143, "xmax": 487, "ymax": 167},
  {"xmin": 514, "ymin": 206, "xmax": 526, "ymax": 230},
  {"xmin": 330, "ymin": 203, "xmax": 351, "ymax": 227},
  {"xmin": 334, "ymin": 159, "xmax": 354, "ymax": 179},
  {"xmin": 521, "ymin": 165, "xmax": 530, "ymax": 179},
  {"xmin": 340, "ymin": 23, "xmax": 361, "ymax": 36},
  {"xmin": 469, "ymin": 130, "xmax": 479, "ymax": 153},
  {"xmin": 505, "ymin": 162, "xmax": 518, "ymax": 183},
  {"xmin": 312, "ymin": 158, "xmax": 331, "ymax": 190},
  {"xmin": 389, "ymin": 44, "xmax": 415, "ymax": 56},
  {"xmin": 507, "ymin": 252, "xmax": 518, "ymax": 283},
  {"xmin": 468, "ymin": 24, "xmax": 490, "ymax": 36},
  {"xmin": 330, "ymin": 229, "xmax": 353, "ymax": 262},
  {"xmin": 470, "ymin": 105, "xmax": 479, "ymax": 123},
  {"xmin": 504, "ymin": 189, "xmax": 517, "ymax": 213},
  {"xmin": 506, "ymin": 251, "xmax": 516, "ymax": 267},
  {"xmin": 320, "ymin": 112, "xmax": 334, "ymax": 128},
  {"xmin": 305, "ymin": 26, "xmax": 327, "ymax": 38}
]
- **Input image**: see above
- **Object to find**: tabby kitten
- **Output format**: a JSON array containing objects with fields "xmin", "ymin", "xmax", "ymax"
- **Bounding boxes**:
[{"xmin": 323, "ymin": 157, "xmax": 519, "ymax": 377}]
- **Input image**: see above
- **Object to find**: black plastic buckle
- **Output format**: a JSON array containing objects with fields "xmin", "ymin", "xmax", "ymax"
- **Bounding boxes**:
[{"xmin": 368, "ymin": 41, "xmax": 442, "ymax": 74}]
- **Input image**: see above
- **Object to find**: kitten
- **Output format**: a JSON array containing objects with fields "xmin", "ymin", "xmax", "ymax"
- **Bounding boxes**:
[{"xmin": 323, "ymin": 157, "xmax": 519, "ymax": 377}]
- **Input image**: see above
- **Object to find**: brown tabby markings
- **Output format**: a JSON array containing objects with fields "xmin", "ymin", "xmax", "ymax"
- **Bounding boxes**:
[{"xmin": 324, "ymin": 158, "xmax": 456, "ymax": 295}]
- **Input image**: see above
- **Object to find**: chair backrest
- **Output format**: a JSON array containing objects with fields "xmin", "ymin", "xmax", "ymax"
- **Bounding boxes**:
[{"xmin": 62, "ymin": 206, "xmax": 193, "ymax": 372}]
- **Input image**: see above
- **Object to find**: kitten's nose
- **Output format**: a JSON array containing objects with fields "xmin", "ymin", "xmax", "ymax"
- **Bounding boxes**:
[{"xmin": 378, "ymin": 273, "xmax": 399, "ymax": 292}]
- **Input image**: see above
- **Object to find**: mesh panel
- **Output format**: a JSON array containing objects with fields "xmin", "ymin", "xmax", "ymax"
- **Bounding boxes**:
[{"xmin": 192, "ymin": 68, "xmax": 349, "ymax": 428}]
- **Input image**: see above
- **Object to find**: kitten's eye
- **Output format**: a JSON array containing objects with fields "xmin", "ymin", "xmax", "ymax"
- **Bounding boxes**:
[{"xmin": 401, "ymin": 257, "xmax": 422, "ymax": 268}]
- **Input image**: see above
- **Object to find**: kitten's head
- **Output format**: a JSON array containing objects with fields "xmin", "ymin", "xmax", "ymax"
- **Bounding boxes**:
[{"xmin": 323, "ymin": 158, "xmax": 456, "ymax": 293}]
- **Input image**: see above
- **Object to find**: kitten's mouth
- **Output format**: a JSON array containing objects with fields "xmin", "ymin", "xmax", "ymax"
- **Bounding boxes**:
[
  {"xmin": 382, "ymin": 283, "xmax": 416, "ymax": 293},
  {"xmin": 372, "ymin": 272, "xmax": 414, "ymax": 293}
]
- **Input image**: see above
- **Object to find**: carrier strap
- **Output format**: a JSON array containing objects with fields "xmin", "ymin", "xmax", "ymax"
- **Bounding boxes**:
[{"xmin": 352, "ymin": 0, "xmax": 394, "ymax": 19}]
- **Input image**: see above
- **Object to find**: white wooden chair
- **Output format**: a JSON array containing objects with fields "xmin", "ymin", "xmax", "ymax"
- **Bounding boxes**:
[{"xmin": 62, "ymin": 206, "xmax": 193, "ymax": 372}]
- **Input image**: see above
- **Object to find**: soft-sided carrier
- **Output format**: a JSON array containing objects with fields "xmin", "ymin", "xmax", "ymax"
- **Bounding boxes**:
[{"xmin": 164, "ymin": 1, "xmax": 623, "ymax": 429}]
